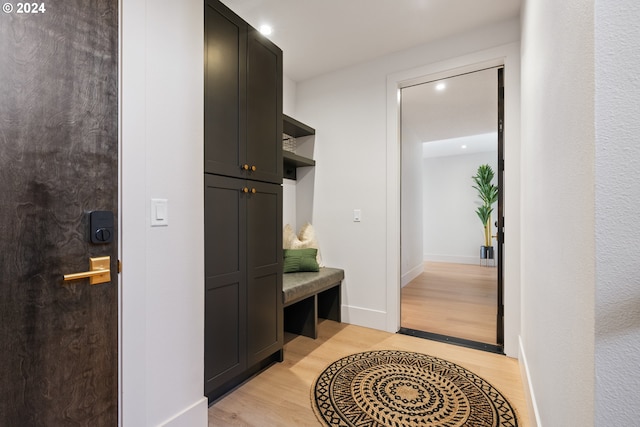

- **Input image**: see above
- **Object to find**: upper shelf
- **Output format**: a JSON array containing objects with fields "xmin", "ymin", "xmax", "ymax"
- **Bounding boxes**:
[
  {"xmin": 282, "ymin": 115, "xmax": 315, "ymax": 180},
  {"xmin": 283, "ymin": 114, "xmax": 315, "ymax": 138}
]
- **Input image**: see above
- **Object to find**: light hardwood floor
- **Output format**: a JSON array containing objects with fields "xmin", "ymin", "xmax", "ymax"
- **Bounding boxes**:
[
  {"xmin": 401, "ymin": 261, "xmax": 498, "ymax": 344},
  {"xmin": 208, "ymin": 320, "xmax": 529, "ymax": 426}
]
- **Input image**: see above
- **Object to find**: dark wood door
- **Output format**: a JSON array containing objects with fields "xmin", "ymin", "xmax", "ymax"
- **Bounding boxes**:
[
  {"xmin": 246, "ymin": 180, "xmax": 283, "ymax": 366},
  {"xmin": 204, "ymin": 0, "xmax": 247, "ymax": 179},
  {"xmin": 0, "ymin": 2, "xmax": 119, "ymax": 425},
  {"xmin": 204, "ymin": 174, "xmax": 248, "ymax": 396},
  {"xmin": 246, "ymin": 30, "xmax": 283, "ymax": 184}
]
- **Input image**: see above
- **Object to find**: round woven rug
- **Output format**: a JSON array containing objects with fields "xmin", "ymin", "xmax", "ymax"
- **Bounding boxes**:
[{"xmin": 311, "ymin": 350, "xmax": 518, "ymax": 427}]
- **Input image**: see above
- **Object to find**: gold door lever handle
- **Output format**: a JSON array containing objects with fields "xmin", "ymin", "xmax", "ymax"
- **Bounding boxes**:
[{"xmin": 64, "ymin": 256, "xmax": 111, "ymax": 285}]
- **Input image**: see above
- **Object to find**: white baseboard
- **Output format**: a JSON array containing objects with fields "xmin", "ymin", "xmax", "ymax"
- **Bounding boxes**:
[
  {"xmin": 401, "ymin": 263, "xmax": 424, "ymax": 287},
  {"xmin": 159, "ymin": 396, "xmax": 208, "ymax": 427},
  {"xmin": 519, "ymin": 336, "xmax": 541, "ymax": 427},
  {"xmin": 341, "ymin": 305, "xmax": 388, "ymax": 332},
  {"xmin": 423, "ymin": 254, "xmax": 481, "ymax": 265}
]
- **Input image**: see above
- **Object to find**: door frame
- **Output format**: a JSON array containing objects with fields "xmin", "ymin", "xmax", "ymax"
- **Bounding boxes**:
[
  {"xmin": 497, "ymin": 67, "xmax": 505, "ymax": 347},
  {"xmin": 385, "ymin": 43, "xmax": 521, "ymax": 357},
  {"xmin": 398, "ymin": 66, "xmax": 504, "ymax": 352}
]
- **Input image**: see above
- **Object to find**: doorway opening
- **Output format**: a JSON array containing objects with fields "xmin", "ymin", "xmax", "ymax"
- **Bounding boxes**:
[{"xmin": 399, "ymin": 67, "xmax": 504, "ymax": 353}]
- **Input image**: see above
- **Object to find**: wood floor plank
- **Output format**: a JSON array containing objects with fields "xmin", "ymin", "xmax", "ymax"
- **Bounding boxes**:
[
  {"xmin": 401, "ymin": 261, "xmax": 498, "ymax": 344},
  {"xmin": 208, "ymin": 320, "xmax": 529, "ymax": 426}
]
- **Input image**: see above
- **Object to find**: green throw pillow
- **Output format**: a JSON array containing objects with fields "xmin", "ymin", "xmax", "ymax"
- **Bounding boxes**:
[{"xmin": 283, "ymin": 248, "xmax": 319, "ymax": 273}]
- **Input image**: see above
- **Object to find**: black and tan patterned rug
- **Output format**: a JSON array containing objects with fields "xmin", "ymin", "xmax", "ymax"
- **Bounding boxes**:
[{"xmin": 311, "ymin": 350, "xmax": 518, "ymax": 427}]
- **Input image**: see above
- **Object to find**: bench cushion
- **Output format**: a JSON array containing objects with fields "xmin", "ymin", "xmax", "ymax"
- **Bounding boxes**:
[{"xmin": 283, "ymin": 267, "xmax": 344, "ymax": 305}]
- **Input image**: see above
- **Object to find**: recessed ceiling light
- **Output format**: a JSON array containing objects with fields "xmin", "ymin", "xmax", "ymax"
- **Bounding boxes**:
[
  {"xmin": 435, "ymin": 82, "xmax": 446, "ymax": 91},
  {"xmin": 259, "ymin": 25, "xmax": 273, "ymax": 36},
  {"xmin": 461, "ymin": 145, "xmax": 467, "ymax": 149}
]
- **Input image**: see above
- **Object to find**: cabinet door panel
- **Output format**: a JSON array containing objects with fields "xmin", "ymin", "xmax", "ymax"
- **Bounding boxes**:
[
  {"xmin": 205, "ymin": 0, "xmax": 246, "ymax": 178},
  {"xmin": 247, "ymin": 273, "xmax": 280, "ymax": 361},
  {"xmin": 246, "ymin": 181, "xmax": 283, "ymax": 365},
  {"xmin": 204, "ymin": 174, "xmax": 247, "ymax": 394},
  {"xmin": 246, "ymin": 30, "xmax": 282, "ymax": 184},
  {"xmin": 247, "ymin": 183, "xmax": 280, "ymax": 267},
  {"xmin": 205, "ymin": 186, "xmax": 241, "ymax": 276},
  {"xmin": 204, "ymin": 282, "xmax": 242, "ymax": 392}
]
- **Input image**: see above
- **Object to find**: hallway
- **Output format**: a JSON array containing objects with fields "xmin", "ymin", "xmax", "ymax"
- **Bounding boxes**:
[
  {"xmin": 208, "ymin": 320, "xmax": 528, "ymax": 426},
  {"xmin": 402, "ymin": 261, "xmax": 498, "ymax": 345}
]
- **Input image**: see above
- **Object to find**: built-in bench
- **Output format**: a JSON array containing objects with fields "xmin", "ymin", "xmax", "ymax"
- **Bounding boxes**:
[{"xmin": 282, "ymin": 267, "xmax": 344, "ymax": 339}]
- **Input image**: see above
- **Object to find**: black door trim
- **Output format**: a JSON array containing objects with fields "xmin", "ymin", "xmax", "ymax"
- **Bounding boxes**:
[
  {"xmin": 496, "ymin": 67, "xmax": 505, "ymax": 349},
  {"xmin": 398, "ymin": 328, "xmax": 505, "ymax": 355}
]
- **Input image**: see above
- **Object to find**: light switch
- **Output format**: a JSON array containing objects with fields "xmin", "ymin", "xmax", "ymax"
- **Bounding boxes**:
[
  {"xmin": 353, "ymin": 209, "xmax": 361, "ymax": 222},
  {"xmin": 151, "ymin": 199, "xmax": 169, "ymax": 227}
]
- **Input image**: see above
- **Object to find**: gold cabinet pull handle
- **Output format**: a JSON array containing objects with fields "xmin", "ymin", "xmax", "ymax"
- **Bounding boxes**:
[
  {"xmin": 251, "ymin": 188, "xmax": 256, "ymax": 194},
  {"xmin": 63, "ymin": 256, "xmax": 111, "ymax": 285},
  {"xmin": 242, "ymin": 187, "xmax": 249, "ymax": 193},
  {"xmin": 242, "ymin": 164, "xmax": 250, "ymax": 170},
  {"xmin": 250, "ymin": 165, "xmax": 256, "ymax": 171}
]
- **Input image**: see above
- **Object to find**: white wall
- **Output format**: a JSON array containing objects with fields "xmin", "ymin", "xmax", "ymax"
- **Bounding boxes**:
[
  {"xmin": 295, "ymin": 19, "xmax": 521, "ymax": 348},
  {"xmin": 282, "ymin": 179, "xmax": 297, "ymax": 229},
  {"xmin": 121, "ymin": 0, "xmax": 207, "ymax": 425},
  {"xmin": 594, "ymin": 1, "xmax": 640, "ymax": 425},
  {"xmin": 282, "ymin": 75, "xmax": 299, "ymax": 231},
  {"xmin": 282, "ymin": 77, "xmax": 318, "ymax": 235},
  {"xmin": 520, "ymin": 1, "xmax": 595, "ymax": 425},
  {"xmin": 283, "ymin": 75, "xmax": 296, "ymax": 116},
  {"xmin": 423, "ymin": 152, "xmax": 497, "ymax": 264},
  {"xmin": 400, "ymin": 128, "xmax": 424, "ymax": 286}
]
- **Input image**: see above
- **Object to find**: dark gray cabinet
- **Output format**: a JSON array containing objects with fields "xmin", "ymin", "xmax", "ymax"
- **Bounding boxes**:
[
  {"xmin": 245, "ymin": 180, "xmax": 283, "ymax": 365},
  {"xmin": 204, "ymin": 175, "xmax": 247, "ymax": 396},
  {"xmin": 205, "ymin": 0, "xmax": 282, "ymax": 184},
  {"xmin": 204, "ymin": 0, "xmax": 283, "ymax": 402},
  {"xmin": 204, "ymin": 175, "xmax": 282, "ymax": 399},
  {"xmin": 246, "ymin": 30, "xmax": 283, "ymax": 183},
  {"xmin": 204, "ymin": 0, "xmax": 246, "ymax": 179}
]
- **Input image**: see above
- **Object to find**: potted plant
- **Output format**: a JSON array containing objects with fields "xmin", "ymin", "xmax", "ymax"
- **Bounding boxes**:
[{"xmin": 472, "ymin": 164, "xmax": 498, "ymax": 260}]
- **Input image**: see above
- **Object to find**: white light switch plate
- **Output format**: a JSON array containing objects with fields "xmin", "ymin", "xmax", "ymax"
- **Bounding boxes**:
[
  {"xmin": 353, "ymin": 209, "xmax": 361, "ymax": 222},
  {"xmin": 151, "ymin": 199, "xmax": 169, "ymax": 227}
]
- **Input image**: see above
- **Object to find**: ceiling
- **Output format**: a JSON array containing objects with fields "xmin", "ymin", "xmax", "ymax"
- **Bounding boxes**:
[
  {"xmin": 218, "ymin": 0, "xmax": 519, "ymax": 152},
  {"xmin": 220, "ymin": 0, "xmax": 521, "ymax": 82},
  {"xmin": 401, "ymin": 67, "xmax": 499, "ymax": 156}
]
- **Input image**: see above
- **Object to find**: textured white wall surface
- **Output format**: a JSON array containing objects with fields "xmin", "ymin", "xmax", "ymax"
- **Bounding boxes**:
[
  {"xmin": 594, "ymin": 0, "xmax": 640, "ymax": 424},
  {"xmin": 520, "ymin": 0, "xmax": 595, "ymax": 425}
]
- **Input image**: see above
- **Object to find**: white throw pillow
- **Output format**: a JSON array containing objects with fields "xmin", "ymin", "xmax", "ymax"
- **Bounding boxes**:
[
  {"xmin": 296, "ymin": 223, "xmax": 324, "ymax": 267},
  {"xmin": 283, "ymin": 224, "xmax": 297, "ymax": 249}
]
